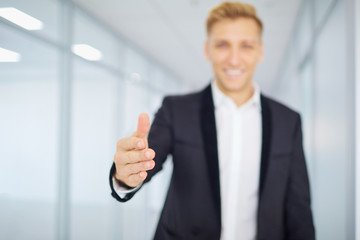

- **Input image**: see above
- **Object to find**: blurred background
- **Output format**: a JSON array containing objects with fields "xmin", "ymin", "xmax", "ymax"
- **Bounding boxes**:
[{"xmin": 0, "ymin": 0, "xmax": 359, "ymax": 239}]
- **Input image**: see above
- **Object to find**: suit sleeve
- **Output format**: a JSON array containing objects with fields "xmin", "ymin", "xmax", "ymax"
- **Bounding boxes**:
[
  {"xmin": 109, "ymin": 97, "xmax": 174, "ymax": 202},
  {"xmin": 285, "ymin": 115, "xmax": 315, "ymax": 239}
]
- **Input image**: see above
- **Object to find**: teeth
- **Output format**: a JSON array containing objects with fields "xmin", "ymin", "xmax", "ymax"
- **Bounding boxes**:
[{"xmin": 226, "ymin": 69, "xmax": 243, "ymax": 76}]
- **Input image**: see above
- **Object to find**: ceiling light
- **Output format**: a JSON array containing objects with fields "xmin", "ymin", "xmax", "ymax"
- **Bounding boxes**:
[
  {"xmin": 72, "ymin": 44, "xmax": 102, "ymax": 61},
  {"xmin": 0, "ymin": 47, "xmax": 21, "ymax": 62},
  {"xmin": 0, "ymin": 7, "xmax": 43, "ymax": 30}
]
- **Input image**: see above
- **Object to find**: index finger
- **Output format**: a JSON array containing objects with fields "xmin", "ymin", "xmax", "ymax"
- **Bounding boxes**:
[{"xmin": 117, "ymin": 136, "xmax": 146, "ymax": 151}]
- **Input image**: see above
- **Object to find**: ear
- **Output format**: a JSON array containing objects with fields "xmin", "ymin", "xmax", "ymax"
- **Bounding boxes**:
[
  {"xmin": 258, "ymin": 41, "xmax": 264, "ymax": 63},
  {"xmin": 204, "ymin": 40, "xmax": 210, "ymax": 61}
]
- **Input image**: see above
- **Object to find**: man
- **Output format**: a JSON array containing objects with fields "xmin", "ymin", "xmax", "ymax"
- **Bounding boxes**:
[{"xmin": 110, "ymin": 2, "xmax": 315, "ymax": 239}]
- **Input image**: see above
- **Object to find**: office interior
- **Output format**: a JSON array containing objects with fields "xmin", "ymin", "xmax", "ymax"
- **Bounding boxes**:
[{"xmin": 0, "ymin": 0, "xmax": 359, "ymax": 239}]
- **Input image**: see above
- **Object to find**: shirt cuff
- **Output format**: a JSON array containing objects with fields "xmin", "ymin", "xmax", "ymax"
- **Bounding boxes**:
[{"xmin": 112, "ymin": 176, "xmax": 142, "ymax": 198}]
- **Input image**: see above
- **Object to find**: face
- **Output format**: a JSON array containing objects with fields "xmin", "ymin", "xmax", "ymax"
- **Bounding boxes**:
[{"xmin": 205, "ymin": 18, "xmax": 264, "ymax": 99}]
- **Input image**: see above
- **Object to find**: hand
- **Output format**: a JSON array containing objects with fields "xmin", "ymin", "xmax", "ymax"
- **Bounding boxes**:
[{"xmin": 113, "ymin": 113, "xmax": 156, "ymax": 188}]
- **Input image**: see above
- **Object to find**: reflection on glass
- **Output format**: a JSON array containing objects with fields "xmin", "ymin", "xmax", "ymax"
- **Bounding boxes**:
[
  {"xmin": 0, "ymin": 7, "xmax": 43, "ymax": 30},
  {"xmin": 0, "ymin": 47, "xmax": 21, "ymax": 62},
  {"xmin": 72, "ymin": 44, "xmax": 102, "ymax": 61}
]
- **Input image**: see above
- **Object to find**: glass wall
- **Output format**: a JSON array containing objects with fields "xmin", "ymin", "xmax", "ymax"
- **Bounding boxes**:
[
  {"xmin": 0, "ymin": 22, "xmax": 60, "ymax": 240},
  {"xmin": 0, "ymin": 0, "xmax": 183, "ymax": 239},
  {"xmin": 271, "ymin": 0, "xmax": 357, "ymax": 239}
]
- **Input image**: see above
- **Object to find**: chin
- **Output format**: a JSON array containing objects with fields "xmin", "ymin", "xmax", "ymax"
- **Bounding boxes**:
[
  {"xmin": 223, "ymin": 81, "xmax": 246, "ymax": 92},
  {"xmin": 216, "ymin": 75, "xmax": 251, "ymax": 92}
]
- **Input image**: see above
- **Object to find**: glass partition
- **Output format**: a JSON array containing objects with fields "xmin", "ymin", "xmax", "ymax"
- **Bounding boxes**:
[{"xmin": 0, "ymin": 22, "xmax": 59, "ymax": 240}]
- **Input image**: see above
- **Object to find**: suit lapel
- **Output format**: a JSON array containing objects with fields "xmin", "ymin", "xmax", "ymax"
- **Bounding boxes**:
[
  {"xmin": 200, "ymin": 84, "xmax": 222, "ymax": 226},
  {"xmin": 200, "ymin": 87, "xmax": 272, "ymax": 229},
  {"xmin": 259, "ymin": 95, "xmax": 272, "ymax": 199}
]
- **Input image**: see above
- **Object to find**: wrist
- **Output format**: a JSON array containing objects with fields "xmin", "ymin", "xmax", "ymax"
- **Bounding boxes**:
[{"xmin": 113, "ymin": 173, "xmax": 134, "ymax": 190}]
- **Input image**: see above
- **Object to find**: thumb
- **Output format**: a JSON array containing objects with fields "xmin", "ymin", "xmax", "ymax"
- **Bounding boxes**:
[{"xmin": 135, "ymin": 113, "xmax": 150, "ymax": 138}]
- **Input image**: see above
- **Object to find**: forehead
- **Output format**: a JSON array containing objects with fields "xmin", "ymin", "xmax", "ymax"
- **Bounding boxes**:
[{"xmin": 209, "ymin": 18, "xmax": 261, "ymax": 41}]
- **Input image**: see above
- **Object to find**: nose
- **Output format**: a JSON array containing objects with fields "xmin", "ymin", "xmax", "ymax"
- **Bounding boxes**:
[{"xmin": 229, "ymin": 47, "xmax": 241, "ymax": 66}]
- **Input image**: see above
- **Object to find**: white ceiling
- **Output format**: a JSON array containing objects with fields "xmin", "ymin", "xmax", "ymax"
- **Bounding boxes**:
[{"xmin": 73, "ymin": 0, "xmax": 302, "ymax": 92}]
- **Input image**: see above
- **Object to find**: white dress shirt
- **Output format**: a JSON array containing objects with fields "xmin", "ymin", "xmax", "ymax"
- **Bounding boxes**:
[
  {"xmin": 114, "ymin": 82, "xmax": 262, "ymax": 239},
  {"xmin": 212, "ymin": 81, "xmax": 262, "ymax": 240}
]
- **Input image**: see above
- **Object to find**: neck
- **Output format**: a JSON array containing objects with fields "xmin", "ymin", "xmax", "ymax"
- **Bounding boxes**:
[
  {"xmin": 215, "ymin": 81, "xmax": 255, "ymax": 107},
  {"xmin": 232, "ymin": 88, "xmax": 255, "ymax": 107}
]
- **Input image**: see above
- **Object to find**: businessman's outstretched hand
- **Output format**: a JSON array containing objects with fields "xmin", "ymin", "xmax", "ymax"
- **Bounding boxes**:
[{"xmin": 113, "ymin": 113, "xmax": 155, "ymax": 188}]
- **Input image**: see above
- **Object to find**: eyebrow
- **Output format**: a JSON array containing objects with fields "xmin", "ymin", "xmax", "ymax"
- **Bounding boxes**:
[{"xmin": 212, "ymin": 39, "xmax": 260, "ymax": 44}]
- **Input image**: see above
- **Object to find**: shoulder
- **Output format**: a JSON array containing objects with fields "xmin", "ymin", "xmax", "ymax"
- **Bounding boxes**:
[
  {"xmin": 164, "ymin": 88, "xmax": 204, "ymax": 103},
  {"xmin": 161, "ymin": 85, "xmax": 208, "ymax": 110},
  {"xmin": 152, "ymin": 87, "xmax": 207, "ymax": 133},
  {"xmin": 261, "ymin": 94, "xmax": 301, "ymax": 123}
]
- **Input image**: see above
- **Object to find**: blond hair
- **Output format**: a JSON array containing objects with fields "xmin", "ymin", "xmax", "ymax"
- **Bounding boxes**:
[{"xmin": 206, "ymin": 1, "xmax": 263, "ymax": 36}]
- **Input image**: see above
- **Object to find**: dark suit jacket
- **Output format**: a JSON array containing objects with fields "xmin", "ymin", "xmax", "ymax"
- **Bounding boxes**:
[{"xmin": 110, "ymin": 84, "xmax": 315, "ymax": 240}]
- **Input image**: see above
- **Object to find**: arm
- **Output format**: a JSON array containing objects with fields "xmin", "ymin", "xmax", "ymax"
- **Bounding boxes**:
[
  {"xmin": 285, "ymin": 115, "xmax": 315, "ymax": 239},
  {"xmin": 109, "ymin": 97, "xmax": 174, "ymax": 202}
]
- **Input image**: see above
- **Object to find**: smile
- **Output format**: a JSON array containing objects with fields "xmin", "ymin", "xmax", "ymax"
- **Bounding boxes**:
[{"xmin": 225, "ymin": 69, "xmax": 244, "ymax": 78}]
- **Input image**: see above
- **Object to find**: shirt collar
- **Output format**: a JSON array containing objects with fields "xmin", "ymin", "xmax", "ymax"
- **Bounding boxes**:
[{"xmin": 211, "ymin": 80, "xmax": 261, "ymax": 111}]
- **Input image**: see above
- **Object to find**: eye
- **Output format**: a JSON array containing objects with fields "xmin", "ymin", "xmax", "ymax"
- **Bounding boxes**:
[
  {"xmin": 216, "ymin": 42, "xmax": 228, "ymax": 48},
  {"xmin": 242, "ymin": 44, "xmax": 253, "ymax": 49}
]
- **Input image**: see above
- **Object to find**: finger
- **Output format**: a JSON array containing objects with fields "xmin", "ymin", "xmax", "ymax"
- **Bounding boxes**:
[
  {"xmin": 134, "ymin": 113, "xmax": 150, "ymax": 138},
  {"xmin": 127, "ymin": 171, "xmax": 148, "ymax": 187},
  {"xmin": 117, "ymin": 137, "xmax": 146, "ymax": 151},
  {"xmin": 125, "ymin": 160, "xmax": 155, "ymax": 174},
  {"xmin": 125, "ymin": 148, "xmax": 155, "ymax": 164}
]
